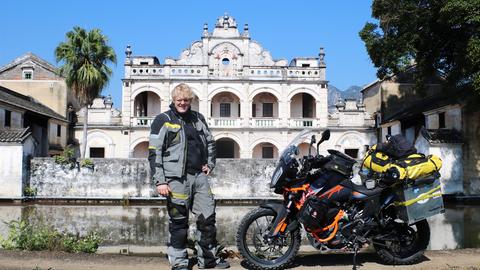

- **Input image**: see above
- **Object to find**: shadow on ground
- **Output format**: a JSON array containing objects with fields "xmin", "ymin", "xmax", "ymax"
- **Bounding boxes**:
[{"xmin": 240, "ymin": 252, "xmax": 430, "ymax": 269}]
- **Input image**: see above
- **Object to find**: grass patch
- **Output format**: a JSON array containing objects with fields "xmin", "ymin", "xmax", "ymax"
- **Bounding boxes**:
[{"xmin": 0, "ymin": 220, "xmax": 101, "ymax": 253}]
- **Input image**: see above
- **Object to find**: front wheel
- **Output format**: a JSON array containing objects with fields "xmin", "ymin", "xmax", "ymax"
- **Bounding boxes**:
[
  {"xmin": 373, "ymin": 219, "xmax": 430, "ymax": 265},
  {"xmin": 236, "ymin": 207, "xmax": 301, "ymax": 270}
]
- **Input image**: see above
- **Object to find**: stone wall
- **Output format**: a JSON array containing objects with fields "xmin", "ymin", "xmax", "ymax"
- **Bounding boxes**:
[
  {"xmin": 0, "ymin": 138, "xmax": 35, "ymax": 198},
  {"xmin": 415, "ymin": 136, "xmax": 464, "ymax": 194},
  {"xmin": 463, "ymin": 111, "xmax": 480, "ymax": 195},
  {"xmin": 30, "ymin": 158, "xmax": 277, "ymax": 198}
]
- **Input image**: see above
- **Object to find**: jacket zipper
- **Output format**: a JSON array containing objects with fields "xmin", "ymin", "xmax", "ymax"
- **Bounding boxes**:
[{"xmin": 181, "ymin": 119, "xmax": 187, "ymax": 175}]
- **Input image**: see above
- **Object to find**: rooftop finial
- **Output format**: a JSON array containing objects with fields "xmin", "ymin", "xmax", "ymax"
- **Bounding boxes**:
[
  {"xmin": 125, "ymin": 45, "xmax": 132, "ymax": 58},
  {"xmin": 214, "ymin": 13, "xmax": 237, "ymax": 29},
  {"xmin": 223, "ymin": 13, "xmax": 229, "ymax": 29},
  {"xmin": 125, "ymin": 45, "xmax": 132, "ymax": 65},
  {"xmin": 319, "ymin": 47, "xmax": 325, "ymax": 66},
  {"xmin": 242, "ymin": 23, "xmax": 250, "ymax": 37},
  {"xmin": 203, "ymin": 23, "xmax": 209, "ymax": 37}
]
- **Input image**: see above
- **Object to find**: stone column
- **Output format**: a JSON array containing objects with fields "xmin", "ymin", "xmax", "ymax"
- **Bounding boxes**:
[
  {"xmin": 317, "ymin": 86, "xmax": 328, "ymax": 127},
  {"xmin": 283, "ymin": 100, "xmax": 291, "ymax": 127}
]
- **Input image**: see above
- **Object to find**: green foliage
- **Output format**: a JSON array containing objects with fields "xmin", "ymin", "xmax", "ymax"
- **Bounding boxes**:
[
  {"xmin": 55, "ymin": 27, "xmax": 116, "ymax": 159},
  {"xmin": 55, "ymin": 27, "xmax": 117, "ymax": 107},
  {"xmin": 24, "ymin": 186, "xmax": 37, "ymax": 197},
  {"xmin": 61, "ymin": 231, "xmax": 101, "ymax": 253},
  {"xmin": 360, "ymin": 0, "xmax": 480, "ymax": 98},
  {"xmin": 54, "ymin": 155, "xmax": 68, "ymax": 165},
  {"xmin": 80, "ymin": 158, "xmax": 94, "ymax": 169},
  {"xmin": 0, "ymin": 220, "xmax": 102, "ymax": 253},
  {"xmin": 54, "ymin": 146, "xmax": 76, "ymax": 166}
]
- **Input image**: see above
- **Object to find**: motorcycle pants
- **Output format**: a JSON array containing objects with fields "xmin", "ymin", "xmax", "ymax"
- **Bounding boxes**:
[{"xmin": 166, "ymin": 172, "xmax": 219, "ymax": 269}]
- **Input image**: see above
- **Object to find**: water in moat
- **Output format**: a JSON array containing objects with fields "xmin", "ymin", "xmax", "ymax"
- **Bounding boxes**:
[{"xmin": 0, "ymin": 204, "xmax": 478, "ymax": 250}]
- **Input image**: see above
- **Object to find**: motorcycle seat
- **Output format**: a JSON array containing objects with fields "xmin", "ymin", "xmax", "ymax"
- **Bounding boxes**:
[{"xmin": 341, "ymin": 180, "xmax": 384, "ymax": 197}]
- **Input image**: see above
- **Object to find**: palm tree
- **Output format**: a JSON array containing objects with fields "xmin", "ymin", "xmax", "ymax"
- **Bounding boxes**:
[{"xmin": 55, "ymin": 26, "xmax": 116, "ymax": 158}]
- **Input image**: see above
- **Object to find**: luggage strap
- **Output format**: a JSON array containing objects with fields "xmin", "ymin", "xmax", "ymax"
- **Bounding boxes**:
[{"xmin": 393, "ymin": 185, "xmax": 442, "ymax": 207}]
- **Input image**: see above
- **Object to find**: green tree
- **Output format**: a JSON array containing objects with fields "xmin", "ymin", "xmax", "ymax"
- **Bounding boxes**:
[
  {"xmin": 55, "ymin": 27, "xmax": 116, "ymax": 158},
  {"xmin": 360, "ymin": 0, "xmax": 480, "ymax": 98}
]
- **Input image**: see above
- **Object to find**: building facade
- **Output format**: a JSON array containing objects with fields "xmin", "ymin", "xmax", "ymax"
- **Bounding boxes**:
[
  {"xmin": 76, "ymin": 15, "xmax": 375, "ymax": 160},
  {"xmin": 0, "ymin": 85, "xmax": 68, "ymax": 157},
  {"xmin": 0, "ymin": 52, "xmax": 78, "ymax": 153},
  {"xmin": 361, "ymin": 70, "xmax": 473, "ymax": 194}
]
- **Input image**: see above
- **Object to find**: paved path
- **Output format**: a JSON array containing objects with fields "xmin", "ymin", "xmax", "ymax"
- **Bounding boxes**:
[{"xmin": 0, "ymin": 249, "xmax": 479, "ymax": 270}]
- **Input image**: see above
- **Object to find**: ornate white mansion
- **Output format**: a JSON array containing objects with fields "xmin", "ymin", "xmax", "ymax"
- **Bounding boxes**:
[{"xmin": 76, "ymin": 14, "xmax": 376, "ymax": 159}]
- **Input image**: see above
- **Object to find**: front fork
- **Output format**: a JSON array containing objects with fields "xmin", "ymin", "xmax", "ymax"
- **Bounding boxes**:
[{"xmin": 261, "ymin": 196, "xmax": 298, "ymax": 237}]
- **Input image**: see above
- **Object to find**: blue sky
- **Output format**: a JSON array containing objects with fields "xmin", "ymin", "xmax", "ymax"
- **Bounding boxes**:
[{"xmin": 1, "ymin": 1, "xmax": 378, "ymax": 108}]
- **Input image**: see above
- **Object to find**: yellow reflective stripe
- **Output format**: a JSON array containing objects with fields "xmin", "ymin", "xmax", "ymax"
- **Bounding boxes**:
[
  {"xmin": 148, "ymin": 146, "xmax": 156, "ymax": 150},
  {"xmin": 394, "ymin": 186, "xmax": 442, "ymax": 207},
  {"xmin": 171, "ymin": 192, "xmax": 188, "ymax": 200},
  {"xmin": 164, "ymin": 122, "xmax": 181, "ymax": 129}
]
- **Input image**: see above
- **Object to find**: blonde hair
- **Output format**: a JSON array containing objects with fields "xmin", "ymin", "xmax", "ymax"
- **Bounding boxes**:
[{"xmin": 172, "ymin": 83, "xmax": 194, "ymax": 101}]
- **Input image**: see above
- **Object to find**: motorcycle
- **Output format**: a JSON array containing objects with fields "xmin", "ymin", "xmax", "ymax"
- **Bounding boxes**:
[{"xmin": 236, "ymin": 129, "xmax": 444, "ymax": 270}]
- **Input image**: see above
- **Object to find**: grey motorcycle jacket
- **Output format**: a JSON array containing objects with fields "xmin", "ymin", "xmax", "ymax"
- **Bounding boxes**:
[{"xmin": 148, "ymin": 106, "xmax": 216, "ymax": 186}]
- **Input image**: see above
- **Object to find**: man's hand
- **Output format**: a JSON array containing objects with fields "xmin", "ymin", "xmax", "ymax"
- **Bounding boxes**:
[
  {"xmin": 156, "ymin": 184, "xmax": 171, "ymax": 197},
  {"xmin": 202, "ymin": 164, "xmax": 211, "ymax": 175}
]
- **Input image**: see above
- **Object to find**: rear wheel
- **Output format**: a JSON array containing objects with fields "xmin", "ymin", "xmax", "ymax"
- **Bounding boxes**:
[
  {"xmin": 373, "ymin": 219, "xmax": 430, "ymax": 265},
  {"xmin": 236, "ymin": 207, "xmax": 301, "ymax": 270}
]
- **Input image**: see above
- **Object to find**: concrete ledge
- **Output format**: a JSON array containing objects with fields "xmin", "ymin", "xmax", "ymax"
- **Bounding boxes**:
[
  {"xmin": 97, "ymin": 245, "xmax": 322, "ymax": 256},
  {"xmin": 443, "ymin": 194, "xmax": 480, "ymax": 204},
  {"xmin": 2, "ymin": 196, "xmax": 282, "ymax": 205},
  {"xmin": 3, "ymin": 194, "xmax": 480, "ymax": 205}
]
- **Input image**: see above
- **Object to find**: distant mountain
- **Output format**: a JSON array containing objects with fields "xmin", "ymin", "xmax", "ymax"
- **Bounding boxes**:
[
  {"xmin": 328, "ymin": 85, "xmax": 342, "ymax": 107},
  {"xmin": 327, "ymin": 85, "xmax": 363, "ymax": 112},
  {"xmin": 341, "ymin": 86, "xmax": 363, "ymax": 100}
]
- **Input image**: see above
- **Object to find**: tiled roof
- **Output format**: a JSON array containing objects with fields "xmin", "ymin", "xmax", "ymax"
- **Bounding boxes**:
[
  {"xmin": 381, "ymin": 94, "xmax": 455, "ymax": 124},
  {"xmin": 0, "ymin": 52, "xmax": 58, "ymax": 74},
  {"xmin": 0, "ymin": 85, "xmax": 67, "ymax": 122},
  {"xmin": 421, "ymin": 128, "xmax": 463, "ymax": 144},
  {"xmin": 0, "ymin": 128, "xmax": 31, "ymax": 143}
]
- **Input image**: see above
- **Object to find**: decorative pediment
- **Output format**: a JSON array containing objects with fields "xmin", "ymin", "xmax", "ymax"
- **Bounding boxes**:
[
  {"xmin": 162, "ymin": 15, "xmax": 288, "ymax": 68},
  {"xmin": 215, "ymin": 13, "xmax": 238, "ymax": 29},
  {"xmin": 248, "ymin": 42, "xmax": 287, "ymax": 67},
  {"xmin": 210, "ymin": 42, "xmax": 241, "ymax": 58},
  {"xmin": 165, "ymin": 41, "xmax": 205, "ymax": 65}
]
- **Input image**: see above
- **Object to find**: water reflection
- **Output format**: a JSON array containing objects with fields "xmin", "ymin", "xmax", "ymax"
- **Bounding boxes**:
[{"xmin": 0, "ymin": 204, "xmax": 478, "ymax": 250}]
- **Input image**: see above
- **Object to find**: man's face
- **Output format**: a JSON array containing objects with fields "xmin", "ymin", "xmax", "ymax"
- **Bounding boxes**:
[{"xmin": 174, "ymin": 97, "xmax": 191, "ymax": 114}]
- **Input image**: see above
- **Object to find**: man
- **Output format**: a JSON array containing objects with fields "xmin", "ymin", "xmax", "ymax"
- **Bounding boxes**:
[{"xmin": 148, "ymin": 83, "xmax": 229, "ymax": 270}]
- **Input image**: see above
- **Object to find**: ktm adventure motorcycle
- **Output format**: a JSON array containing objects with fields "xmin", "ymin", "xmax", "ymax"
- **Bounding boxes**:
[{"xmin": 236, "ymin": 129, "xmax": 442, "ymax": 270}]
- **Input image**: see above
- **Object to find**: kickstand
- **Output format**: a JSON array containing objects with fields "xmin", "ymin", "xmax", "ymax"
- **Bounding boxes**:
[{"xmin": 352, "ymin": 240, "xmax": 359, "ymax": 270}]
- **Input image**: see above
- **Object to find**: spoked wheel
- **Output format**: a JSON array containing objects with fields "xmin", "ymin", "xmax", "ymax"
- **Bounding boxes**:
[
  {"xmin": 236, "ymin": 207, "xmax": 301, "ymax": 270},
  {"xmin": 373, "ymin": 219, "xmax": 430, "ymax": 265}
]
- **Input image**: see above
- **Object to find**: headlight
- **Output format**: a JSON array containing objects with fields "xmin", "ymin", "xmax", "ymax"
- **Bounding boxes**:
[{"xmin": 271, "ymin": 166, "xmax": 284, "ymax": 187}]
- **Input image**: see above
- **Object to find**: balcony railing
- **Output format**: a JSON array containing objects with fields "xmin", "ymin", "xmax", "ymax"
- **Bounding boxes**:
[
  {"xmin": 250, "ymin": 118, "xmax": 280, "ymax": 128},
  {"xmin": 289, "ymin": 118, "xmax": 317, "ymax": 128},
  {"xmin": 134, "ymin": 117, "xmax": 154, "ymax": 127},
  {"xmin": 131, "ymin": 116, "xmax": 320, "ymax": 129},
  {"xmin": 208, "ymin": 118, "xmax": 242, "ymax": 128}
]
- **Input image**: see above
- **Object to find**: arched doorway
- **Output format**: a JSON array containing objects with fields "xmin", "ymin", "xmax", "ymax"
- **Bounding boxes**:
[
  {"xmin": 298, "ymin": 142, "xmax": 317, "ymax": 158},
  {"xmin": 132, "ymin": 142, "xmax": 149, "ymax": 158},
  {"xmin": 251, "ymin": 92, "xmax": 279, "ymax": 128},
  {"xmin": 290, "ymin": 92, "xmax": 316, "ymax": 127},
  {"xmin": 252, "ymin": 142, "xmax": 279, "ymax": 159},
  {"xmin": 133, "ymin": 91, "xmax": 161, "ymax": 126},
  {"xmin": 210, "ymin": 92, "xmax": 241, "ymax": 128},
  {"xmin": 216, "ymin": 138, "xmax": 240, "ymax": 158}
]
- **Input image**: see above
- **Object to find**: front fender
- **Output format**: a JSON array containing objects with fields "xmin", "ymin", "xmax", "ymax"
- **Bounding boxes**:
[
  {"xmin": 260, "ymin": 202, "xmax": 299, "ymax": 234},
  {"xmin": 260, "ymin": 202, "xmax": 286, "ymax": 216}
]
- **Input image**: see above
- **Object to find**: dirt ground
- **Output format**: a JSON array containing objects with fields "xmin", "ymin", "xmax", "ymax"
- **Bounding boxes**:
[{"xmin": 0, "ymin": 249, "xmax": 479, "ymax": 270}]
